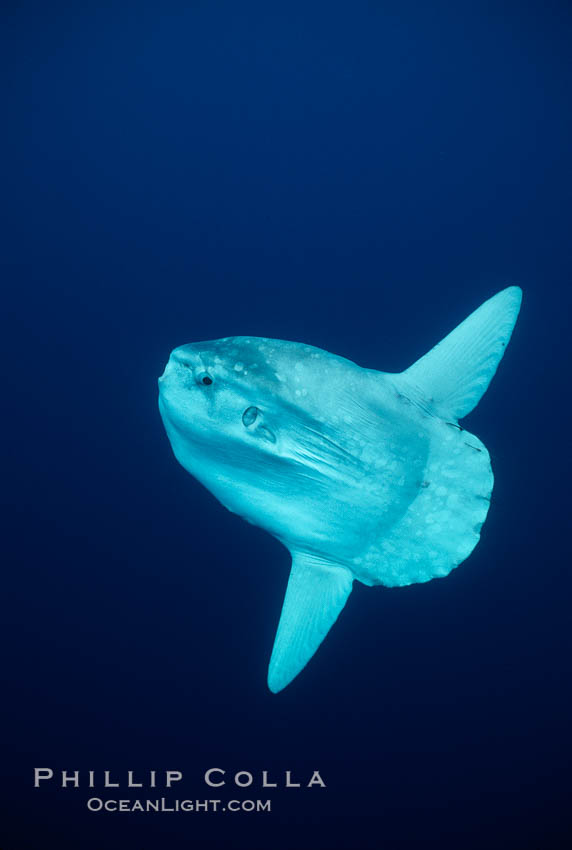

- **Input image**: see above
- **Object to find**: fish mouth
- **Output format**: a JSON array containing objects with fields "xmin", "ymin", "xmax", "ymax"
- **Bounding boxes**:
[
  {"xmin": 158, "ymin": 353, "xmax": 180, "ymax": 387},
  {"xmin": 157, "ymin": 352, "xmax": 199, "ymax": 423},
  {"xmin": 157, "ymin": 361, "xmax": 176, "ymax": 405},
  {"xmin": 159, "ymin": 346, "xmax": 205, "ymax": 386}
]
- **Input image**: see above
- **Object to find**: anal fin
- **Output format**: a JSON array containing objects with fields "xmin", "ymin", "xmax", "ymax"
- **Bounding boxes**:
[{"xmin": 268, "ymin": 552, "xmax": 353, "ymax": 693}]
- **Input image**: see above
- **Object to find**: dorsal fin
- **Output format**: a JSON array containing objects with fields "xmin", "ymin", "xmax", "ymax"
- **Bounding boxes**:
[
  {"xmin": 267, "ymin": 552, "xmax": 353, "ymax": 693},
  {"xmin": 400, "ymin": 286, "xmax": 522, "ymax": 421}
]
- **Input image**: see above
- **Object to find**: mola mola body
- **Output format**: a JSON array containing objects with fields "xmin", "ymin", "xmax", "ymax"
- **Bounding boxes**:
[{"xmin": 158, "ymin": 287, "xmax": 522, "ymax": 692}]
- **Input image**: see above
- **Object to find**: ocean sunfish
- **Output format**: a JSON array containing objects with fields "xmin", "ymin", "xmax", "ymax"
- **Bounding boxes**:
[{"xmin": 158, "ymin": 287, "xmax": 522, "ymax": 692}]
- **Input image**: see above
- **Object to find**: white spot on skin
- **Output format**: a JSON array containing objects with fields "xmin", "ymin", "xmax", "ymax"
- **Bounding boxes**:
[{"xmin": 234, "ymin": 362, "xmax": 244, "ymax": 372}]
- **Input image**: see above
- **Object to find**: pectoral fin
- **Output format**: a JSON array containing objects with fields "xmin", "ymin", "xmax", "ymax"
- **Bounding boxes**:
[{"xmin": 268, "ymin": 552, "xmax": 353, "ymax": 693}]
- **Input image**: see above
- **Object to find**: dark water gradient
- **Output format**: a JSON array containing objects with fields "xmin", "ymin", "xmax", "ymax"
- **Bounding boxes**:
[{"xmin": 2, "ymin": 2, "xmax": 571, "ymax": 848}]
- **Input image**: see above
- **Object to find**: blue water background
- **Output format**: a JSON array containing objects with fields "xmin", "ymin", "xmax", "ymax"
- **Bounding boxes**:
[{"xmin": 2, "ymin": 2, "xmax": 572, "ymax": 848}]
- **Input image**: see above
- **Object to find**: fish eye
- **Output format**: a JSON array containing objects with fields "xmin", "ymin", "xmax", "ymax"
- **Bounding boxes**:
[
  {"xmin": 242, "ymin": 406, "xmax": 259, "ymax": 427},
  {"xmin": 197, "ymin": 371, "xmax": 213, "ymax": 386}
]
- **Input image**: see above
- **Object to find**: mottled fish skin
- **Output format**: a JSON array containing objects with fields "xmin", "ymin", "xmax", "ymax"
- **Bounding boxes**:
[
  {"xmin": 158, "ymin": 287, "xmax": 522, "ymax": 691},
  {"xmin": 159, "ymin": 337, "xmax": 426, "ymax": 570}
]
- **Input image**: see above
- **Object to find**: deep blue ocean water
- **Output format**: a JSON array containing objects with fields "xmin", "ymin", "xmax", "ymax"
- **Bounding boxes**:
[{"xmin": 2, "ymin": 3, "xmax": 571, "ymax": 848}]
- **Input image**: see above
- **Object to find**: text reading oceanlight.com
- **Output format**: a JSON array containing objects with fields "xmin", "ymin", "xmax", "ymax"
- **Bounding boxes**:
[{"xmin": 33, "ymin": 768, "xmax": 327, "ymax": 813}]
